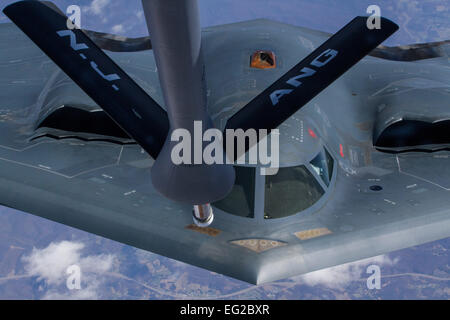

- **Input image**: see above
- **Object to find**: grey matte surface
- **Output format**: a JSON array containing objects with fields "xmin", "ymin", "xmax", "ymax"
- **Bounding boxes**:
[{"xmin": 0, "ymin": 19, "xmax": 449, "ymax": 284}]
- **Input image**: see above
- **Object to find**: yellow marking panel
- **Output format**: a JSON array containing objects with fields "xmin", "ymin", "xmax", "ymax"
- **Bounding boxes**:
[
  {"xmin": 185, "ymin": 224, "xmax": 221, "ymax": 237},
  {"xmin": 230, "ymin": 239, "xmax": 287, "ymax": 253},
  {"xmin": 294, "ymin": 228, "xmax": 332, "ymax": 240}
]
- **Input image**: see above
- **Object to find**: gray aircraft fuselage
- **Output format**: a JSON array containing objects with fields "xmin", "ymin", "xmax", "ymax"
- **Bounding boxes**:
[{"xmin": 0, "ymin": 16, "xmax": 449, "ymax": 283}]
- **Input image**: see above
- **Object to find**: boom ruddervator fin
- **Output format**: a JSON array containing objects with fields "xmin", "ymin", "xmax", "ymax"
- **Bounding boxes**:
[
  {"xmin": 225, "ymin": 16, "xmax": 398, "ymax": 159},
  {"xmin": 3, "ymin": 0, "xmax": 169, "ymax": 159}
]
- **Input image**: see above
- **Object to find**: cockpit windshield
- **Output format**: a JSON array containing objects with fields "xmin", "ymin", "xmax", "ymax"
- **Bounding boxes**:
[
  {"xmin": 213, "ymin": 148, "xmax": 334, "ymax": 220},
  {"xmin": 264, "ymin": 165, "xmax": 324, "ymax": 219},
  {"xmin": 213, "ymin": 166, "xmax": 255, "ymax": 218}
]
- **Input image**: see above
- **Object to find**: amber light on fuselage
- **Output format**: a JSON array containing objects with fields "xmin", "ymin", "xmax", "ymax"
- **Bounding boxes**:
[{"xmin": 250, "ymin": 50, "xmax": 276, "ymax": 69}]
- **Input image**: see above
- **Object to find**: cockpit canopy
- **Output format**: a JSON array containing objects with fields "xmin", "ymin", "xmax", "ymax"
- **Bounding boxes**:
[{"xmin": 213, "ymin": 147, "xmax": 334, "ymax": 219}]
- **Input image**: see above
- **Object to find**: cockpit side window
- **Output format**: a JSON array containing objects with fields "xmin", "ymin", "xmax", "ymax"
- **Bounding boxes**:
[
  {"xmin": 324, "ymin": 148, "xmax": 334, "ymax": 180},
  {"xmin": 213, "ymin": 166, "xmax": 255, "ymax": 218},
  {"xmin": 310, "ymin": 148, "xmax": 334, "ymax": 186},
  {"xmin": 264, "ymin": 165, "xmax": 324, "ymax": 219}
]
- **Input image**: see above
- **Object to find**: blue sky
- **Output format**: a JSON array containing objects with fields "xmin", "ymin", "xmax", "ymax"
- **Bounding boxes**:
[{"xmin": 1, "ymin": 0, "xmax": 449, "ymax": 45}]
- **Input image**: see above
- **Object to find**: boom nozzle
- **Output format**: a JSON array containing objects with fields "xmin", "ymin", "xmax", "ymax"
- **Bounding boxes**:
[{"xmin": 193, "ymin": 204, "xmax": 214, "ymax": 227}]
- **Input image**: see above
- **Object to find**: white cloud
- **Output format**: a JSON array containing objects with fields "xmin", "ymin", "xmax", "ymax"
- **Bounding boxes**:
[
  {"xmin": 22, "ymin": 241, "xmax": 83, "ymax": 285},
  {"xmin": 83, "ymin": 0, "xmax": 110, "ymax": 15},
  {"xmin": 136, "ymin": 11, "xmax": 144, "ymax": 20},
  {"xmin": 298, "ymin": 255, "xmax": 398, "ymax": 289},
  {"xmin": 111, "ymin": 24, "xmax": 125, "ymax": 34},
  {"xmin": 22, "ymin": 241, "xmax": 118, "ymax": 299}
]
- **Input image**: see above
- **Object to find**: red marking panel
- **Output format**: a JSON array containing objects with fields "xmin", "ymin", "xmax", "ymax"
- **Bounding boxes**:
[{"xmin": 308, "ymin": 128, "xmax": 317, "ymax": 138}]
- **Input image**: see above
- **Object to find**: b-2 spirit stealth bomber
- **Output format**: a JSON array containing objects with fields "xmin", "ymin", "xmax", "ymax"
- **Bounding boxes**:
[{"xmin": 0, "ymin": 0, "xmax": 449, "ymax": 284}]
